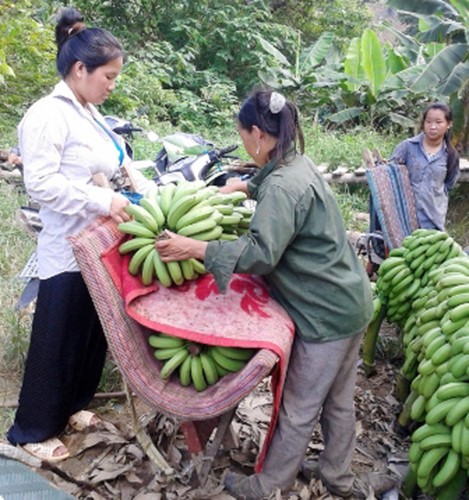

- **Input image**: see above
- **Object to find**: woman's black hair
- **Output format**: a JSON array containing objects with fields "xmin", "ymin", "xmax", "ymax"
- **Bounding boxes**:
[
  {"xmin": 237, "ymin": 89, "xmax": 304, "ymax": 162},
  {"xmin": 420, "ymin": 102, "xmax": 459, "ymax": 182},
  {"xmin": 55, "ymin": 7, "xmax": 124, "ymax": 77}
]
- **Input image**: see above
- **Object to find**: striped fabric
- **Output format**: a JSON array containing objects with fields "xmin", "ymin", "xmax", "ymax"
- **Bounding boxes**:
[
  {"xmin": 69, "ymin": 217, "xmax": 295, "ymax": 471},
  {"xmin": 366, "ymin": 162, "xmax": 419, "ymax": 249}
]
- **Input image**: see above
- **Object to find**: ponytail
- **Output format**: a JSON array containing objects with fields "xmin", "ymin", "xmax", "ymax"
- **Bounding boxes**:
[{"xmin": 237, "ymin": 89, "xmax": 304, "ymax": 162}]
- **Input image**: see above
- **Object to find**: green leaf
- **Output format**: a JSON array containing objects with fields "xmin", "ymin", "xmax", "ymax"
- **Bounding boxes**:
[
  {"xmin": 360, "ymin": 29, "xmax": 386, "ymax": 97},
  {"xmin": 451, "ymin": 0, "xmax": 469, "ymax": 24},
  {"xmin": 386, "ymin": 47, "xmax": 408, "ymax": 75},
  {"xmin": 326, "ymin": 107, "xmax": 364, "ymax": 124},
  {"xmin": 387, "ymin": 0, "xmax": 458, "ymax": 18},
  {"xmin": 256, "ymin": 36, "xmax": 291, "ymax": 67},
  {"xmin": 388, "ymin": 112, "xmax": 416, "ymax": 128},
  {"xmin": 410, "ymin": 43, "xmax": 469, "ymax": 93},
  {"xmin": 344, "ymin": 37, "xmax": 364, "ymax": 91},
  {"xmin": 437, "ymin": 61, "xmax": 469, "ymax": 95},
  {"xmin": 298, "ymin": 32, "xmax": 334, "ymax": 73}
]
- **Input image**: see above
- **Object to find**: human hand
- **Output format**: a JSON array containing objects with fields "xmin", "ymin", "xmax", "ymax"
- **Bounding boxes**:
[
  {"xmin": 155, "ymin": 230, "xmax": 208, "ymax": 262},
  {"xmin": 109, "ymin": 192, "xmax": 131, "ymax": 224},
  {"xmin": 218, "ymin": 180, "xmax": 248, "ymax": 194}
]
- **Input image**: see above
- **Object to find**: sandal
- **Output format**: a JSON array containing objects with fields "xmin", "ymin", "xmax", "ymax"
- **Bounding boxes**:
[
  {"xmin": 22, "ymin": 437, "xmax": 70, "ymax": 462},
  {"xmin": 68, "ymin": 410, "xmax": 102, "ymax": 431}
]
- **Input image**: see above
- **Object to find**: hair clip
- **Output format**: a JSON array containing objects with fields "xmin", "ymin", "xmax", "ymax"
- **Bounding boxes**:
[{"xmin": 269, "ymin": 92, "xmax": 286, "ymax": 114}]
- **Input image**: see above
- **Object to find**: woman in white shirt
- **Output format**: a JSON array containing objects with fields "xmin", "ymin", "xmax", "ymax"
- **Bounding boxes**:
[{"xmin": 7, "ymin": 7, "xmax": 134, "ymax": 461}]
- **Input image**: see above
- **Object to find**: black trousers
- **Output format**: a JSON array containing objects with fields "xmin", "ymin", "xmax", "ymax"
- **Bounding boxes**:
[{"xmin": 8, "ymin": 272, "xmax": 107, "ymax": 445}]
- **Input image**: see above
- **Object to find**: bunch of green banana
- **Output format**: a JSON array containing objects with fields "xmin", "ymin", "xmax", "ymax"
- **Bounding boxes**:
[
  {"xmin": 117, "ymin": 181, "xmax": 254, "ymax": 287},
  {"xmin": 377, "ymin": 241, "xmax": 469, "ymax": 496},
  {"xmin": 147, "ymin": 333, "xmax": 257, "ymax": 391}
]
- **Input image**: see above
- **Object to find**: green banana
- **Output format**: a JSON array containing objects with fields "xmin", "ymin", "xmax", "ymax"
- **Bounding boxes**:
[
  {"xmin": 449, "ymin": 353, "xmax": 469, "ymax": 378},
  {"xmin": 191, "ymin": 225, "xmax": 223, "ymax": 241},
  {"xmin": 160, "ymin": 347, "xmax": 190, "ymax": 379},
  {"xmin": 211, "ymin": 204, "xmax": 234, "ymax": 215},
  {"xmin": 420, "ymin": 372, "xmax": 440, "ymax": 399},
  {"xmin": 225, "ymin": 191, "xmax": 248, "ymax": 205},
  {"xmin": 436, "ymin": 381, "xmax": 469, "ymax": 401},
  {"xmin": 153, "ymin": 345, "xmax": 187, "ymax": 361},
  {"xmin": 416, "ymin": 446, "xmax": 449, "ymax": 479},
  {"xmin": 219, "ymin": 213, "xmax": 243, "ymax": 226},
  {"xmin": 177, "ymin": 217, "xmax": 217, "ymax": 237},
  {"xmin": 425, "ymin": 398, "xmax": 463, "ymax": 425},
  {"xmin": 171, "ymin": 181, "xmax": 203, "ymax": 206},
  {"xmin": 118, "ymin": 237, "xmax": 156, "ymax": 254},
  {"xmin": 450, "ymin": 336, "xmax": 469, "ymax": 356},
  {"xmin": 220, "ymin": 232, "xmax": 239, "ymax": 241},
  {"xmin": 175, "ymin": 205, "xmax": 215, "ymax": 231},
  {"xmin": 411, "ymin": 423, "xmax": 451, "ymax": 442},
  {"xmin": 159, "ymin": 183, "xmax": 177, "ymax": 216},
  {"xmin": 139, "ymin": 197, "xmax": 165, "ymax": 228},
  {"xmin": 190, "ymin": 258, "xmax": 207, "ymax": 275},
  {"xmin": 449, "ymin": 303, "xmax": 469, "ymax": 323},
  {"xmin": 431, "ymin": 343, "xmax": 452, "ymax": 366},
  {"xmin": 124, "ymin": 203, "xmax": 159, "ymax": 232},
  {"xmin": 451, "ymin": 418, "xmax": 464, "ymax": 454},
  {"xmin": 180, "ymin": 259, "xmax": 196, "ymax": 281},
  {"xmin": 200, "ymin": 351, "xmax": 219, "ymax": 385},
  {"xmin": 410, "ymin": 394, "xmax": 427, "ymax": 421},
  {"xmin": 141, "ymin": 248, "xmax": 157, "ymax": 285},
  {"xmin": 445, "ymin": 395, "xmax": 469, "ymax": 426},
  {"xmin": 214, "ymin": 345, "xmax": 256, "ymax": 361},
  {"xmin": 118, "ymin": 221, "xmax": 156, "ymax": 239},
  {"xmin": 166, "ymin": 260, "xmax": 184, "ymax": 286},
  {"xmin": 419, "ymin": 433, "xmax": 452, "ymax": 451},
  {"xmin": 210, "ymin": 346, "xmax": 247, "ymax": 372},
  {"xmin": 447, "ymin": 293, "xmax": 469, "ymax": 308},
  {"xmin": 190, "ymin": 354, "xmax": 208, "ymax": 391},
  {"xmin": 178, "ymin": 354, "xmax": 193, "ymax": 386},
  {"xmin": 167, "ymin": 194, "xmax": 199, "ymax": 229},
  {"xmin": 128, "ymin": 244, "xmax": 155, "ymax": 275},
  {"xmin": 148, "ymin": 333, "xmax": 185, "ymax": 349},
  {"xmin": 153, "ymin": 250, "xmax": 172, "ymax": 287},
  {"xmin": 432, "ymin": 449, "xmax": 460, "ymax": 489}
]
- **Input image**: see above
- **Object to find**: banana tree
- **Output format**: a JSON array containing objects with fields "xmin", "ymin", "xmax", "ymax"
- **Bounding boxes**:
[
  {"xmin": 387, "ymin": 0, "xmax": 469, "ymax": 152},
  {"xmin": 326, "ymin": 28, "xmax": 423, "ymax": 130},
  {"xmin": 257, "ymin": 31, "xmax": 346, "ymax": 113}
]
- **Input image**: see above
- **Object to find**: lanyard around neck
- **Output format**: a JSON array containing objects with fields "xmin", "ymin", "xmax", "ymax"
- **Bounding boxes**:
[{"xmin": 93, "ymin": 117, "xmax": 125, "ymax": 166}]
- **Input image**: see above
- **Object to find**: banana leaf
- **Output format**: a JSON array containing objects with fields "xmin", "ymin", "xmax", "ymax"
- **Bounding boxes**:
[
  {"xmin": 361, "ymin": 29, "xmax": 386, "ymax": 97},
  {"xmin": 410, "ymin": 43, "xmax": 469, "ymax": 93},
  {"xmin": 344, "ymin": 37, "xmax": 364, "ymax": 92},
  {"xmin": 437, "ymin": 61, "xmax": 469, "ymax": 95},
  {"xmin": 387, "ymin": 0, "xmax": 458, "ymax": 18},
  {"xmin": 256, "ymin": 36, "xmax": 290, "ymax": 67},
  {"xmin": 299, "ymin": 32, "xmax": 334, "ymax": 73},
  {"xmin": 326, "ymin": 106, "xmax": 363, "ymax": 124}
]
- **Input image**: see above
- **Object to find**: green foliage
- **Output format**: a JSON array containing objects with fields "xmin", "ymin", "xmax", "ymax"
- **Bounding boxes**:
[
  {"xmin": 0, "ymin": 0, "xmax": 57, "ymax": 129},
  {"xmin": 272, "ymin": 0, "xmax": 372, "ymax": 50}
]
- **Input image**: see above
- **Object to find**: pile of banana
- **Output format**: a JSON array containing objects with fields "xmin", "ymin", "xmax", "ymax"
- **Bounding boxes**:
[
  {"xmin": 375, "ymin": 229, "xmax": 464, "ymax": 326},
  {"xmin": 148, "ymin": 333, "xmax": 256, "ymax": 391},
  {"xmin": 373, "ymin": 229, "xmax": 469, "ymax": 496},
  {"xmin": 117, "ymin": 180, "xmax": 253, "ymax": 287}
]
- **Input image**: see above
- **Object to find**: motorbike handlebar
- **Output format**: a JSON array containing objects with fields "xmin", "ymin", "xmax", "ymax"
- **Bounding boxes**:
[{"xmin": 218, "ymin": 144, "xmax": 238, "ymax": 156}]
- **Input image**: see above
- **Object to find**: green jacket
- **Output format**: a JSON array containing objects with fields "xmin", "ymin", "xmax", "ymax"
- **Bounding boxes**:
[{"xmin": 205, "ymin": 153, "xmax": 373, "ymax": 342}]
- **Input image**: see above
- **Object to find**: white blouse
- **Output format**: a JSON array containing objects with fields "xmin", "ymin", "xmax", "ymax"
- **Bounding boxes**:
[{"xmin": 19, "ymin": 80, "xmax": 131, "ymax": 278}]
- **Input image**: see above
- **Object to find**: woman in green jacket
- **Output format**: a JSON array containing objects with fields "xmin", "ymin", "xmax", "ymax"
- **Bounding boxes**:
[{"xmin": 156, "ymin": 89, "xmax": 374, "ymax": 498}]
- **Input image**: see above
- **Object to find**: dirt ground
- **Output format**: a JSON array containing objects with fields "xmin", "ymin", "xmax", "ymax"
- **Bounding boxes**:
[{"xmin": 0, "ymin": 321, "xmax": 413, "ymax": 500}]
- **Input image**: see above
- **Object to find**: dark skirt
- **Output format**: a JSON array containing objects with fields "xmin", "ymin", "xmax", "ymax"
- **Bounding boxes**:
[{"xmin": 7, "ymin": 272, "xmax": 107, "ymax": 445}]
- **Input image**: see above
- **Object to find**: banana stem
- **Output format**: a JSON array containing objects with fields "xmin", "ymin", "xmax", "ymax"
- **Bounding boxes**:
[{"xmin": 362, "ymin": 302, "xmax": 387, "ymax": 377}]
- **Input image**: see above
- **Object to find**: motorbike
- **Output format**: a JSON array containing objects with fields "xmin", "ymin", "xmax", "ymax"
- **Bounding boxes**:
[{"xmin": 15, "ymin": 119, "xmax": 256, "ymax": 309}]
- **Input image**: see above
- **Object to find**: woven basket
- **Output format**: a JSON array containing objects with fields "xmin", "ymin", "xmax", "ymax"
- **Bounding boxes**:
[{"xmin": 69, "ymin": 218, "xmax": 281, "ymax": 421}]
